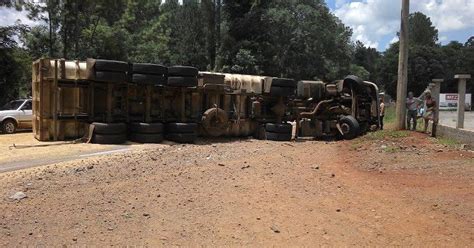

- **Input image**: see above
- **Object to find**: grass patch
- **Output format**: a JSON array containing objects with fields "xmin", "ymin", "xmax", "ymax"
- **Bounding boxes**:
[
  {"xmin": 350, "ymin": 141, "xmax": 362, "ymax": 151},
  {"xmin": 383, "ymin": 146, "xmax": 401, "ymax": 153},
  {"xmin": 363, "ymin": 129, "xmax": 410, "ymax": 140},
  {"xmin": 384, "ymin": 105, "xmax": 426, "ymax": 132},
  {"xmin": 436, "ymin": 137, "xmax": 459, "ymax": 147},
  {"xmin": 383, "ymin": 105, "xmax": 396, "ymax": 125}
]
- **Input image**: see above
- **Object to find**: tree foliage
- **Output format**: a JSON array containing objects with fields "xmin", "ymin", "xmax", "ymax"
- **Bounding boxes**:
[
  {"xmin": 378, "ymin": 13, "xmax": 473, "ymax": 99},
  {"xmin": 0, "ymin": 3, "xmax": 472, "ymax": 104}
]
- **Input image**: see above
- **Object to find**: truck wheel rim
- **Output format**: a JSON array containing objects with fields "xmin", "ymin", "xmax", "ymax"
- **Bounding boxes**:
[
  {"xmin": 5, "ymin": 123, "xmax": 15, "ymax": 133},
  {"xmin": 341, "ymin": 123, "xmax": 350, "ymax": 134}
]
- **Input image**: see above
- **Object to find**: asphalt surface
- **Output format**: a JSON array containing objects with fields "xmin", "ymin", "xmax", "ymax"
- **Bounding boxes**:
[{"xmin": 0, "ymin": 146, "xmax": 131, "ymax": 173}]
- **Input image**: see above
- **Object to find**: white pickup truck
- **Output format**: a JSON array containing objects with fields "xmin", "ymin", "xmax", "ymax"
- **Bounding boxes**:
[{"xmin": 0, "ymin": 99, "xmax": 32, "ymax": 134}]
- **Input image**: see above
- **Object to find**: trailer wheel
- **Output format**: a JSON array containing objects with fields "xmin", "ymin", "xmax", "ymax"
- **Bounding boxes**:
[
  {"xmin": 201, "ymin": 108, "xmax": 229, "ymax": 137},
  {"xmin": 272, "ymin": 78, "xmax": 296, "ymax": 88},
  {"xmin": 132, "ymin": 74, "xmax": 167, "ymax": 85},
  {"xmin": 91, "ymin": 122, "xmax": 127, "ymax": 135},
  {"xmin": 167, "ymin": 77, "xmax": 198, "ymax": 87},
  {"xmin": 338, "ymin": 116, "xmax": 360, "ymax": 140},
  {"xmin": 253, "ymin": 124, "xmax": 266, "ymax": 140},
  {"xmin": 129, "ymin": 122, "xmax": 163, "ymax": 134},
  {"xmin": 131, "ymin": 63, "xmax": 167, "ymax": 75},
  {"xmin": 130, "ymin": 133, "xmax": 164, "ymax": 143},
  {"xmin": 265, "ymin": 123, "xmax": 292, "ymax": 133},
  {"xmin": 168, "ymin": 66, "xmax": 198, "ymax": 77},
  {"xmin": 92, "ymin": 133, "xmax": 127, "ymax": 144},
  {"xmin": 94, "ymin": 71, "xmax": 127, "ymax": 83},
  {"xmin": 265, "ymin": 132, "xmax": 292, "ymax": 141},
  {"xmin": 165, "ymin": 123, "xmax": 198, "ymax": 133},
  {"xmin": 93, "ymin": 59, "xmax": 129, "ymax": 72},
  {"xmin": 165, "ymin": 133, "xmax": 197, "ymax": 143}
]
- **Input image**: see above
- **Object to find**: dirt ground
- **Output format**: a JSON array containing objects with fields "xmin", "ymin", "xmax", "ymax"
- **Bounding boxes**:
[
  {"xmin": 0, "ymin": 131, "xmax": 473, "ymax": 246},
  {"xmin": 0, "ymin": 132, "xmax": 145, "ymax": 172}
]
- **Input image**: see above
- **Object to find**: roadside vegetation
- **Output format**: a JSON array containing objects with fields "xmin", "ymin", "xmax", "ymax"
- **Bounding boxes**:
[
  {"xmin": 0, "ymin": 1, "xmax": 473, "ymax": 106},
  {"xmin": 368, "ymin": 105, "xmax": 466, "ymax": 150}
]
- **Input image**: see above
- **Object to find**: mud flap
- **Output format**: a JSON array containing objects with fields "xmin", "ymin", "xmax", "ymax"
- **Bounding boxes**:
[
  {"xmin": 336, "ymin": 123, "xmax": 344, "ymax": 136},
  {"xmin": 85, "ymin": 124, "xmax": 95, "ymax": 143}
]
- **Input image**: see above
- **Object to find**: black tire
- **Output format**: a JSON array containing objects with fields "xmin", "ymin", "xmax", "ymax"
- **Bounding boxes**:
[
  {"xmin": 272, "ymin": 78, "xmax": 296, "ymax": 88},
  {"xmin": 270, "ymin": 86, "xmax": 295, "ymax": 97},
  {"xmin": 92, "ymin": 133, "xmax": 127, "ymax": 144},
  {"xmin": 131, "ymin": 74, "xmax": 167, "ymax": 85},
  {"xmin": 129, "ymin": 122, "xmax": 163, "ymax": 134},
  {"xmin": 168, "ymin": 66, "xmax": 198, "ymax": 77},
  {"xmin": 265, "ymin": 123, "xmax": 292, "ymax": 133},
  {"xmin": 165, "ymin": 133, "xmax": 197, "ymax": 143},
  {"xmin": 265, "ymin": 131, "xmax": 292, "ymax": 141},
  {"xmin": 338, "ymin": 115, "xmax": 360, "ymax": 140},
  {"xmin": 344, "ymin": 75, "xmax": 364, "ymax": 85},
  {"xmin": 93, "ymin": 59, "xmax": 129, "ymax": 72},
  {"xmin": 359, "ymin": 122, "xmax": 369, "ymax": 135},
  {"xmin": 165, "ymin": 123, "xmax": 198, "ymax": 133},
  {"xmin": 167, "ymin": 77, "xmax": 198, "ymax": 87},
  {"xmin": 2, "ymin": 119, "xmax": 17, "ymax": 134},
  {"xmin": 94, "ymin": 71, "xmax": 127, "ymax": 83},
  {"xmin": 92, "ymin": 122, "xmax": 127, "ymax": 135},
  {"xmin": 253, "ymin": 124, "xmax": 266, "ymax": 140},
  {"xmin": 131, "ymin": 63, "xmax": 167, "ymax": 75},
  {"xmin": 129, "ymin": 133, "xmax": 163, "ymax": 143}
]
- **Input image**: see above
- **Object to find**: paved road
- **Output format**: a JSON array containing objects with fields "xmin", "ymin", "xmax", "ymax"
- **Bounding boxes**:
[
  {"xmin": 0, "ymin": 132, "xmax": 140, "ymax": 173},
  {"xmin": 439, "ymin": 111, "xmax": 474, "ymax": 130},
  {"xmin": 0, "ymin": 146, "xmax": 132, "ymax": 173}
]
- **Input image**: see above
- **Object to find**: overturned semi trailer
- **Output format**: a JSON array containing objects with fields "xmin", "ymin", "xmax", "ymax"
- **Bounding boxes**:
[{"xmin": 32, "ymin": 58, "xmax": 379, "ymax": 143}]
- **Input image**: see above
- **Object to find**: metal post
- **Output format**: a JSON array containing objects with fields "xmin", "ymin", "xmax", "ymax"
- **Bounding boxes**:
[
  {"xmin": 455, "ymin": 74, "xmax": 471, "ymax": 129},
  {"xmin": 395, "ymin": 0, "xmax": 409, "ymax": 130},
  {"xmin": 429, "ymin": 79, "xmax": 443, "ymax": 137},
  {"xmin": 53, "ymin": 59, "xmax": 58, "ymax": 141}
]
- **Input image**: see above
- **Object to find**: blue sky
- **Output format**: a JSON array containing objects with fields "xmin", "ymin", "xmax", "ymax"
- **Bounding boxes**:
[
  {"xmin": 1, "ymin": 0, "xmax": 473, "ymax": 51},
  {"xmin": 326, "ymin": 0, "xmax": 474, "ymax": 50}
]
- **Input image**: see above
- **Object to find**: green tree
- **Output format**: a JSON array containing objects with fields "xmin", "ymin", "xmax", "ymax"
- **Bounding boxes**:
[
  {"xmin": 352, "ymin": 40, "xmax": 380, "ymax": 81},
  {"xmin": 0, "ymin": 25, "xmax": 32, "ymax": 105},
  {"xmin": 408, "ymin": 12, "xmax": 438, "ymax": 47},
  {"xmin": 379, "ymin": 12, "xmax": 442, "ymax": 98}
]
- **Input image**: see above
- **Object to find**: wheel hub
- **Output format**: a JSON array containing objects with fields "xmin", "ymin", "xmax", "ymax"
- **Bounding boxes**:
[
  {"xmin": 5, "ymin": 122, "xmax": 15, "ymax": 133},
  {"xmin": 340, "ymin": 123, "xmax": 350, "ymax": 134}
]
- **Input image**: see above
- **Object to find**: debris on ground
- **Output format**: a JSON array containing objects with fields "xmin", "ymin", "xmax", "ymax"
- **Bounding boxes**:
[{"xmin": 9, "ymin": 191, "xmax": 27, "ymax": 201}]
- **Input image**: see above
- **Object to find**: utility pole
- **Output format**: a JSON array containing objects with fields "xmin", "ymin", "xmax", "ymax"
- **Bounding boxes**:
[{"xmin": 395, "ymin": 0, "xmax": 409, "ymax": 130}]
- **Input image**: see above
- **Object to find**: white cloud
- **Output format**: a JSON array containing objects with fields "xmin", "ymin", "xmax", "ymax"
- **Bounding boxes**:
[
  {"xmin": 334, "ymin": 0, "xmax": 400, "ymax": 49},
  {"xmin": 439, "ymin": 35, "xmax": 448, "ymax": 42},
  {"xmin": 389, "ymin": 36, "xmax": 399, "ymax": 44},
  {"xmin": 333, "ymin": 0, "xmax": 474, "ymax": 50},
  {"xmin": 417, "ymin": 0, "xmax": 474, "ymax": 32}
]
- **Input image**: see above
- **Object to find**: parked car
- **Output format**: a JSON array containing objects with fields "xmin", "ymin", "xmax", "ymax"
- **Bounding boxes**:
[{"xmin": 0, "ymin": 99, "xmax": 33, "ymax": 134}]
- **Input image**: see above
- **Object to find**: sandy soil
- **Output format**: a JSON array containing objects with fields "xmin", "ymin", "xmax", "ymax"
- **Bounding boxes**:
[
  {"xmin": 0, "ymin": 132, "xmax": 473, "ymax": 246},
  {"xmin": 0, "ymin": 132, "xmax": 144, "ymax": 172}
]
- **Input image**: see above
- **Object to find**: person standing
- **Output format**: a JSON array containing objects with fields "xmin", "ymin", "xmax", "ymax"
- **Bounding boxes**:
[
  {"xmin": 379, "ymin": 97, "xmax": 385, "ymax": 130},
  {"xmin": 406, "ymin": 92, "xmax": 421, "ymax": 130},
  {"xmin": 423, "ymin": 91, "xmax": 437, "ymax": 135}
]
